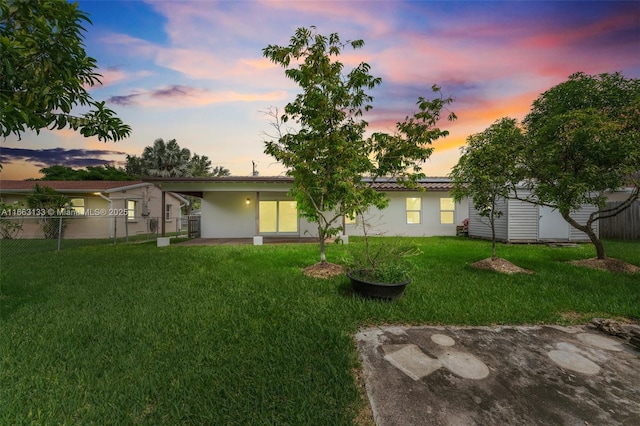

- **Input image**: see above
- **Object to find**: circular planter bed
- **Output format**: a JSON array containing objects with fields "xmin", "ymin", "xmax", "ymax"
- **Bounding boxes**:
[{"xmin": 347, "ymin": 270, "xmax": 410, "ymax": 300}]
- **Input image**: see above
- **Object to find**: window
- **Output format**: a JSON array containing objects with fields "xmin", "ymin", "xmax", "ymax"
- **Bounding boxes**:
[
  {"xmin": 406, "ymin": 197, "xmax": 421, "ymax": 224},
  {"xmin": 440, "ymin": 198, "xmax": 455, "ymax": 224},
  {"xmin": 165, "ymin": 204, "xmax": 172, "ymax": 220},
  {"xmin": 127, "ymin": 200, "xmax": 137, "ymax": 221},
  {"xmin": 344, "ymin": 214, "xmax": 356, "ymax": 225},
  {"xmin": 69, "ymin": 198, "xmax": 85, "ymax": 215},
  {"xmin": 259, "ymin": 201, "xmax": 298, "ymax": 233}
]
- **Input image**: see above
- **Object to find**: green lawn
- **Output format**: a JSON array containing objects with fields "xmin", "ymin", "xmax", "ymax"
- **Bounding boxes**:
[{"xmin": 1, "ymin": 237, "xmax": 638, "ymax": 424}]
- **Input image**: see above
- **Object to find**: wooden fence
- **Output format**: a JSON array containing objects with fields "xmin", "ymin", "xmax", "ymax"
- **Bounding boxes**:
[{"xmin": 599, "ymin": 201, "xmax": 640, "ymax": 240}]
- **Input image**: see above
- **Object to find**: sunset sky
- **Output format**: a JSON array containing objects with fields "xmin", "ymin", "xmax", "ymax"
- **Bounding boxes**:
[{"xmin": 1, "ymin": 0, "xmax": 639, "ymax": 180}]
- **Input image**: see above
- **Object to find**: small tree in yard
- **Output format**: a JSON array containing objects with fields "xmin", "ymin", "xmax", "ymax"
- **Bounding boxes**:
[
  {"xmin": 0, "ymin": 201, "xmax": 23, "ymax": 239},
  {"xmin": 25, "ymin": 185, "xmax": 69, "ymax": 239},
  {"xmin": 521, "ymin": 72, "xmax": 640, "ymax": 260},
  {"xmin": 263, "ymin": 26, "xmax": 455, "ymax": 265},
  {"xmin": 450, "ymin": 117, "xmax": 524, "ymax": 260}
]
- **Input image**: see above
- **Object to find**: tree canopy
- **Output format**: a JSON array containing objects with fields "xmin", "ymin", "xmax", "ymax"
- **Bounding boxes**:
[
  {"xmin": 263, "ymin": 26, "xmax": 455, "ymax": 264},
  {"xmin": 0, "ymin": 0, "xmax": 131, "ymax": 141},
  {"xmin": 521, "ymin": 72, "xmax": 640, "ymax": 259},
  {"xmin": 125, "ymin": 138, "xmax": 229, "ymax": 178},
  {"xmin": 450, "ymin": 117, "xmax": 524, "ymax": 259},
  {"xmin": 39, "ymin": 165, "xmax": 132, "ymax": 181}
]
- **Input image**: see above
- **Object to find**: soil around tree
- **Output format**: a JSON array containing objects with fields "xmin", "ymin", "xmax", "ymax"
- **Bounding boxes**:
[
  {"xmin": 303, "ymin": 262, "xmax": 344, "ymax": 279},
  {"xmin": 471, "ymin": 257, "xmax": 533, "ymax": 275},
  {"xmin": 569, "ymin": 257, "xmax": 639, "ymax": 274}
]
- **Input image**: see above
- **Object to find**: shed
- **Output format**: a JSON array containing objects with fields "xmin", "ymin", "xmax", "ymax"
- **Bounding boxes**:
[{"xmin": 467, "ymin": 191, "xmax": 598, "ymax": 243}]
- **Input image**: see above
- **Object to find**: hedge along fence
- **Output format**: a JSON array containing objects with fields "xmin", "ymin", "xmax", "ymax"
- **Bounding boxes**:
[{"xmin": 599, "ymin": 201, "xmax": 640, "ymax": 240}]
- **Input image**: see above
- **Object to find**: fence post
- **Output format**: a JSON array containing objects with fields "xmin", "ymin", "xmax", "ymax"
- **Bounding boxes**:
[{"xmin": 57, "ymin": 216, "xmax": 62, "ymax": 251}]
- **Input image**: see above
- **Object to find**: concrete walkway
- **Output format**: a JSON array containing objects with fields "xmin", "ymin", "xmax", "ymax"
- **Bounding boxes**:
[
  {"xmin": 356, "ymin": 324, "xmax": 640, "ymax": 425},
  {"xmin": 173, "ymin": 237, "xmax": 319, "ymax": 246}
]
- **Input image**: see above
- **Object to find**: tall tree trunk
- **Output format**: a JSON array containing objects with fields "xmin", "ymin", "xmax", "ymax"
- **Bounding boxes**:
[
  {"xmin": 490, "ymin": 210, "xmax": 497, "ymax": 261},
  {"xmin": 560, "ymin": 210, "xmax": 605, "ymax": 259},
  {"xmin": 318, "ymin": 224, "xmax": 327, "ymax": 264}
]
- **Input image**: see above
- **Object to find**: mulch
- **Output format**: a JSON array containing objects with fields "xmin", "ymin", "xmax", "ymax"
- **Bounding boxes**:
[{"xmin": 302, "ymin": 262, "xmax": 344, "ymax": 279}]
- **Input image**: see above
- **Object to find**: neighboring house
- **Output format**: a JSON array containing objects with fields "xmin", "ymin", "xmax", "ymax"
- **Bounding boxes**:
[
  {"xmin": 147, "ymin": 176, "xmax": 469, "ymax": 239},
  {"xmin": 467, "ymin": 190, "xmax": 598, "ymax": 243},
  {"xmin": 0, "ymin": 180, "xmax": 187, "ymax": 239}
]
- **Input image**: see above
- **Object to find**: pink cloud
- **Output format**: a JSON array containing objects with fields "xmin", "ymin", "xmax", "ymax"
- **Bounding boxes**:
[{"xmin": 523, "ymin": 13, "xmax": 637, "ymax": 49}]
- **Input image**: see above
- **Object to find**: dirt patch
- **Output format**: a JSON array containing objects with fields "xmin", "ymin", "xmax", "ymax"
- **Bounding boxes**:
[
  {"xmin": 471, "ymin": 257, "xmax": 533, "ymax": 275},
  {"xmin": 303, "ymin": 262, "xmax": 344, "ymax": 279},
  {"xmin": 569, "ymin": 257, "xmax": 639, "ymax": 274}
]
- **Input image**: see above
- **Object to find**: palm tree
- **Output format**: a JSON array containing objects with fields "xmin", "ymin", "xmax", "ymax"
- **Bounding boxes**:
[
  {"xmin": 212, "ymin": 166, "xmax": 231, "ymax": 177},
  {"xmin": 189, "ymin": 154, "xmax": 212, "ymax": 177},
  {"xmin": 142, "ymin": 139, "xmax": 192, "ymax": 177}
]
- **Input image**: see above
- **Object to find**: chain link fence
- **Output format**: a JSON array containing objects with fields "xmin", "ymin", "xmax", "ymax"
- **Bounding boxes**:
[{"xmin": 0, "ymin": 214, "xmax": 188, "ymax": 260}]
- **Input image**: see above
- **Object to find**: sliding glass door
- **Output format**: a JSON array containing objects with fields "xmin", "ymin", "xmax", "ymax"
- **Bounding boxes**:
[{"xmin": 259, "ymin": 201, "xmax": 298, "ymax": 234}]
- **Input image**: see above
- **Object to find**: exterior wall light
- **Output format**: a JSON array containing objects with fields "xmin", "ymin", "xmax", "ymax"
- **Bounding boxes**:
[{"xmin": 245, "ymin": 198, "xmax": 251, "ymax": 206}]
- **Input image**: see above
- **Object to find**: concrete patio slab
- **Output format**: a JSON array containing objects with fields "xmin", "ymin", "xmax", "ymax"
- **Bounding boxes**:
[{"xmin": 356, "ymin": 324, "xmax": 640, "ymax": 426}]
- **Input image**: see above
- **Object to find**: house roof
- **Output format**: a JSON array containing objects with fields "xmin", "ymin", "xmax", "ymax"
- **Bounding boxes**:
[
  {"xmin": 144, "ymin": 176, "xmax": 295, "ymax": 184},
  {"xmin": 144, "ymin": 176, "xmax": 453, "ymax": 191},
  {"xmin": 0, "ymin": 180, "xmax": 150, "ymax": 193},
  {"xmin": 364, "ymin": 177, "xmax": 453, "ymax": 191}
]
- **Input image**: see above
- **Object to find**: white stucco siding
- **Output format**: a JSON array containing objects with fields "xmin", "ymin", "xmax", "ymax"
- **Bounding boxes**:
[
  {"xmin": 346, "ymin": 192, "xmax": 466, "ymax": 237},
  {"xmin": 201, "ymin": 191, "xmax": 258, "ymax": 238},
  {"xmin": 201, "ymin": 190, "xmax": 319, "ymax": 238},
  {"xmin": 468, "ymin": 197, "xmax": 508, "ymax": 241}
]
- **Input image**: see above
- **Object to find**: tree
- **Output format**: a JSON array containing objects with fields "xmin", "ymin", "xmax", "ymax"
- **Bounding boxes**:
[
  {"xmin": 39, "ymin": 165, "xmax": 132, "ymax": 180},
  {"xmin": 521, "ymin": 72, "xmax": 640, "ymax": 259},
  {"xmin": 186, "ymin": 154, "xmax": 230, "ymax": 177},
  {"xmin": 189, "ymin": 154, "xmax": 212, "ymax": 177},
  {"xmin": 0, "ymin": 200, "xmax": 23, "ymax": 238},
  {"xmin": 83, "ymin": 165, "xmax": 131, "ymax": 181},
  {"xmin": 263, "ymin": 26, "xmax": 455, "ymax": 264},
  {"xmin": 0, "ymin": 0, "xmax": 131, "ymax": 142},
  {"xmin": 450, "ymin": 117, "xmax": 524, "ymax": 260},
  {"xmin": 25, "ymin": 184, "xmax": 69, "ymax": 239},
  {"xmin": 211, "ymin": 165, "xmax": 230, "ymax": 177},
  {"xmin": 124, "ymin": 154, "xmax": 145, "ymax": 177},
  {"xmin": 125, "ymin": 138, "xmax": 191, "ymax": 177},
  {"xmin": 126, "ymin": 139, "xmax": 229, "ymax": 178}
]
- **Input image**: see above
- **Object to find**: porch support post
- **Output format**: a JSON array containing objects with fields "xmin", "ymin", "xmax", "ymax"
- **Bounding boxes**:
[
  {"xmin": 161, "ymin": 190, "xmax": 166, "ymax": 237},
  {"xmin": 255, "ymin": 191, "xmax": 260, "ymax": 235}
]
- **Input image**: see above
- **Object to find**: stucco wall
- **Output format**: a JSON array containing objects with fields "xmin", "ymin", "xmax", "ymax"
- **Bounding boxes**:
[
  {"xmin": 346, "ymin": 191, "xmax": 468, "ymax": 237},
  {"xmin": 202, "ymin": 191, "xmax": 257, "ymax": 238},
  {"xmin": 201, "ymin": 190, "xmax": 319, "ymax": 238},
  {"xmin": 0, "ymin": 185, "xmax": 183, "ymax": 239}
]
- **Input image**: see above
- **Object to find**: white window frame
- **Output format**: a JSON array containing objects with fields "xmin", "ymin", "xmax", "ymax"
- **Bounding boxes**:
[
  {"xmin": 68, "ymin": 198, "xmax": 85, "ymax": 215},
  {"xmin": 406, "ymin": 197, "xmax": 421, "ymax": 224},
  {"xmin": 165, "ymin": 204, "xmax": 172, "ymax": 221},
  {"xmin": 344, "ymin": 214, "xmax": 356, "ymax": 225},
  {"xmin": 127, "ymin": 200, "xmax": 138, "ymax": 222},
  {"xmin": 440, "ymin": 198, "xmax": 455, "ymax": 224}
]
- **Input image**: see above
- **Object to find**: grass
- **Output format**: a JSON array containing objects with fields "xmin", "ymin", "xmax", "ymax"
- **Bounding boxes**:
[
  {"xmin": 0, "ymin": 232, "xmax": 185, "ymax": 258},
  {"xmin": 1, "ymin": 237, "xmax": 638, "ymax": 424}
]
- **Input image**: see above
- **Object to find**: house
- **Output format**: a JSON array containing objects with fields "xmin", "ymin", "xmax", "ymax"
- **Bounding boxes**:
[
  {"xmin": 147, "ymin": 176, "xmax": 469, "ymax": 240},
  {"xmin": 0, "ymin": 180, "xmax": 187, "ymax": 239},
  {"xmin": 467, "ymin": 190, "xmax": 599, "ymax": 243}
]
